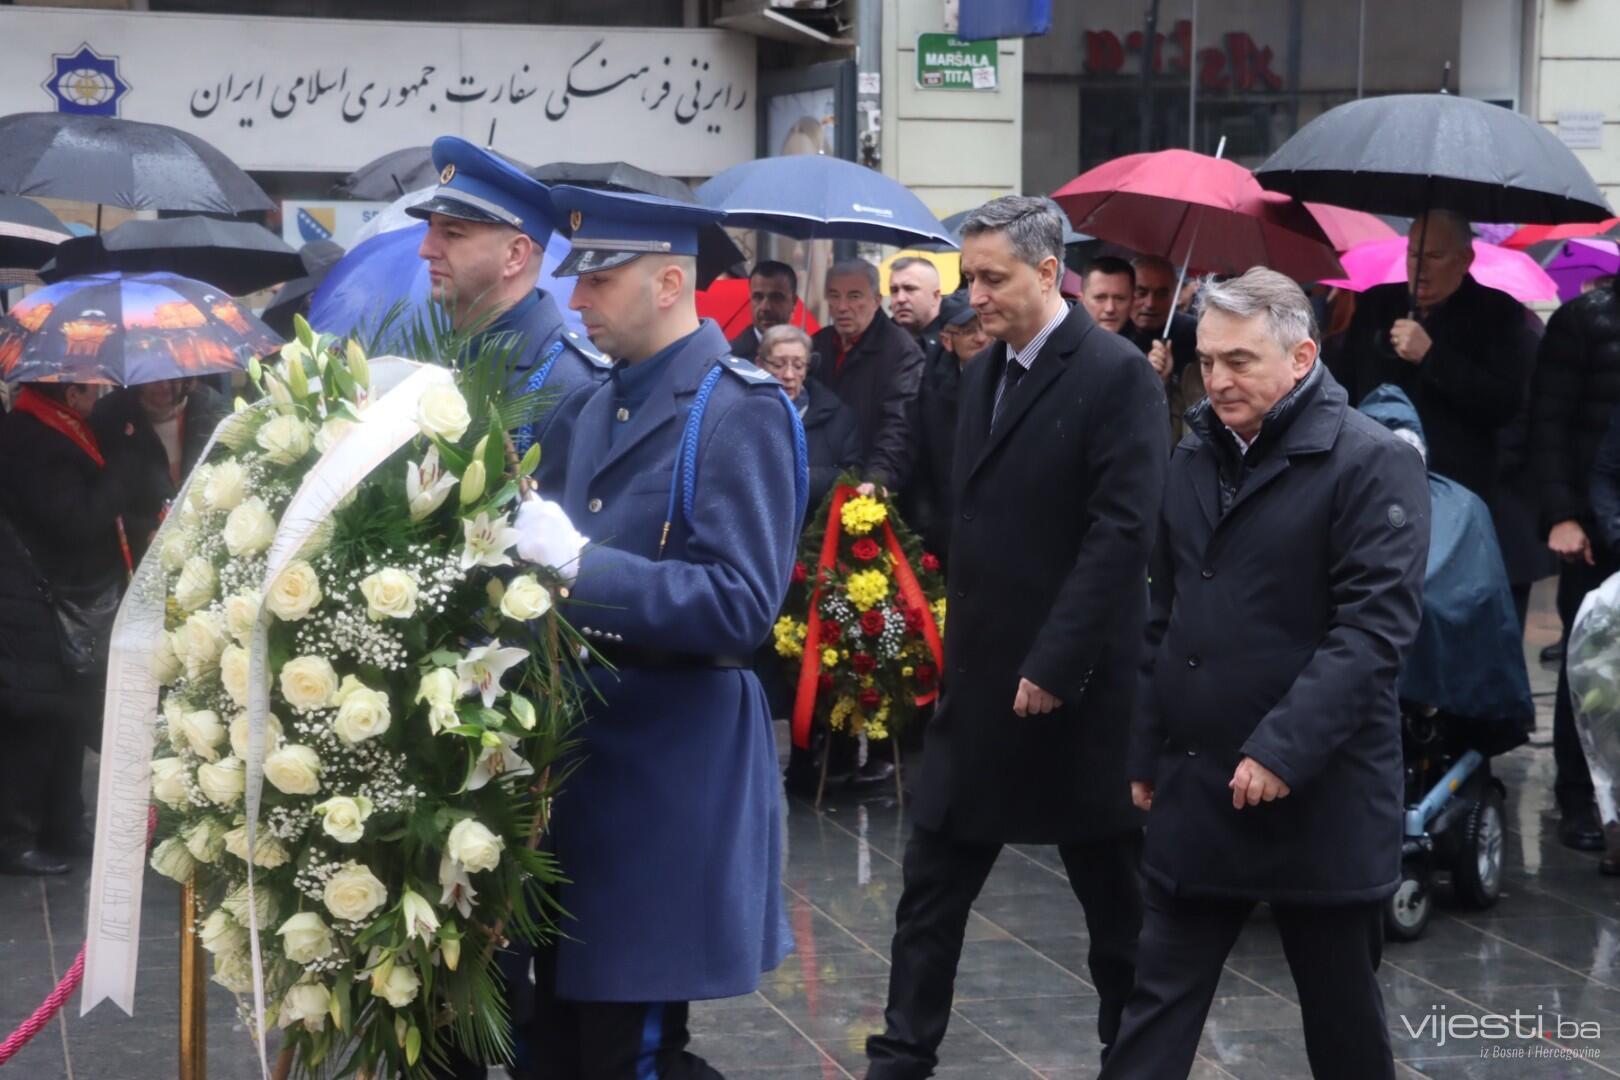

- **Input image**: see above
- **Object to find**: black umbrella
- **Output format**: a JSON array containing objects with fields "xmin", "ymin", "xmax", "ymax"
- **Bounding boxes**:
[
  {"xmin": 39, "ymin": 217, "xmax": 303, "ymax": 295},
  {"xmin": 1255, "ymin": 94, "xmax": 1612, "ymax": 225},
  {"xmin": 531, "ymin": 161, "xmax": 745, "ymax": 286},
  {"xmin": 336, "ymin": 145, "xmax": 532, "ymax": 200},
  {"xmin": 0, "ymin": 112, "xmax": 274, "ymax": 214},
  {"xmin": 0, "ymin": 195, "xmax": 70, "ymax": 269},
  {"xmin": 260, "ymin": 240, "xmax": 346, "ymax": 339}
]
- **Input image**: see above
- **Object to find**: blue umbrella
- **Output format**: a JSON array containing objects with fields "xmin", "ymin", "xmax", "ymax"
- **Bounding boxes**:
[
  {"xmin": 696, "ymin": 156, "xmax": 956, "ymax": 249},
  {"xmin": 307, "ymin": 222, "xmax": 582, "ymax": 349}
]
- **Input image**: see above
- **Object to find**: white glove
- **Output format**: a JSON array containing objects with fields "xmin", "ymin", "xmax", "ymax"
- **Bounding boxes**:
[{"xmin": 514, "ymin": 496, "xmax": 588, "ymax": 583}]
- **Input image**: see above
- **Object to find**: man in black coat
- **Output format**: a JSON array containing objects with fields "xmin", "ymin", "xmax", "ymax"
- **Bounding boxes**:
[
  {"xmin": 92, "ymin": 378, "xmax": 228, "ymax": 565},
  {"xmin": 0, "ymin": 382, "xmax": 143, "ymax": 874},
  {"xmin": 728, "ymin": 260, "xmax": 799, "ymax": 362},
  {"xmin": 866, "ymin": 196, "xmax": 1168, "ymax": 1078},
  {"xmin": 1103, "ymin": 269, "xmax": 1429, "ymax": 1080},
  {"xmin": 1328, "ymin": 210, "xmax": 1531, "ymax": 502},
  {"xmin": 1123, "ymin": 254, "xmax": 1198, "ymax": 379},
  {"xmin": 1530, "ymin": 285, "xmax": 1620, "ymax": 850},
  {"xmin": 899, "ymin": 297, "xmax": 987, "ymax": 565},
  {"xmin": 810, "ymin": 259, "xmax": 925, "ymax": 492}
]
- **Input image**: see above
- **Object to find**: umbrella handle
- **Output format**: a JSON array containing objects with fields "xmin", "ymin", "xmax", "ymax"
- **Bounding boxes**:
[{"xmin": 1164, "ymin": 136, "xmax": 1226, "ymax": 341}]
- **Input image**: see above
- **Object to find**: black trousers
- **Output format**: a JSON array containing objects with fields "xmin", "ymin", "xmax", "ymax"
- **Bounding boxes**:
[
  {"xmin": 0, "ymin": 693, "xmax": 90, "ymax": 855},
  {"xmin": 866, "ymin": 825, "xmax": 1143, "ymax": 1079},
  {"xmin": 1098, "ymin": 878, "xmax": 1393, "ymax": 1080},
  {"xmin": 1555, "ymin": 558, "xmax": 1620, "ymax": 813}
]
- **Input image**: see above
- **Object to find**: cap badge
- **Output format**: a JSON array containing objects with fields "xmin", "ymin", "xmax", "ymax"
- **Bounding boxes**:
[
  {"xmin": 440, "ymin": 163, "xmax": 456, "ymax": 184},
  {"xmin": 570, "ymin": 211, "xmax": 583, "ymax": 231}
]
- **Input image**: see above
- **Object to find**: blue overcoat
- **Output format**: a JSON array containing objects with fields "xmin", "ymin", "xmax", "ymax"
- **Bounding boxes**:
[
  {"xmin": 554, "ymin": 319, "xmax": 805, "ymax": 1002},
  {"xmin": 492, "ymin": 288, "xmax": 610, "ymax": 496}
]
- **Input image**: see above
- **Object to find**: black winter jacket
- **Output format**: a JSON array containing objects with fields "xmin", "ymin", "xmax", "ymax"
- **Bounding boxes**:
[
  {"xmin": 1531, "ymin": 288, "xmax": 1620, "ymax": 548},
  {"xmin": 810, "ymin": 309, "xmax": 925, "ymax": 491}
]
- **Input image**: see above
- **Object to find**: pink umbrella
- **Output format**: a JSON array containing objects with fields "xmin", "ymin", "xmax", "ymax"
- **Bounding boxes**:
[
  {"xmin": 1304, "ymin": 203, "xmax": 1399, "ymax": 252},
  {"xmin": 1320, "ymin": 237, "xmax": 1557, "ymax": 303}
]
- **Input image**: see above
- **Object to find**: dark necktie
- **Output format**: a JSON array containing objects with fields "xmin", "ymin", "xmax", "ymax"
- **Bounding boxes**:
[{"xmin": 992, "ymin": 356, "xmax": 1026, "ymax": 426}]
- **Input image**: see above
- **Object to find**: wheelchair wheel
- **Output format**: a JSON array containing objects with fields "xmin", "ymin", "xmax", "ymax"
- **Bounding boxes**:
[
  {"xmin": 1452, "ymin": 788, "xmax": 1506, "ymax": 910},
  {"xmin": 1385, "ymin": 869, "xmax": 1432, "ymax": 942}
]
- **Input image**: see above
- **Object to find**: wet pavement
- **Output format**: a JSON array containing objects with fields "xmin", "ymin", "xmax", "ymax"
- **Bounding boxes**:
[{"xmin": 8, "ymin": 582, "xmax": 1620, "ymax": 1078}]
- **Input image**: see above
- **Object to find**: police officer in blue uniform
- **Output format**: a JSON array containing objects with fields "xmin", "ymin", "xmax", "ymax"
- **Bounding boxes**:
[
  {"xmin": 409, "ymin": 137, "xmax": 610, "ymax": 494},
  {"xmin": 510, "ymin": 184, "xmax": 808, "ymax": 1079}
]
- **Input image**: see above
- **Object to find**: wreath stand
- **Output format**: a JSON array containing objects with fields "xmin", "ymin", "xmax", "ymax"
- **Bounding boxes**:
[{"xmin": 813, "ymin": 732, "xmax": 904, "ymax": 810}]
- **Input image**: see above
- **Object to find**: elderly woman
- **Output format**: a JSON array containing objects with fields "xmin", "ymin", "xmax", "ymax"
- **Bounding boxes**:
[{"xmin": 756, "ymin": 323, "xmax": 862, "ymax": 512}]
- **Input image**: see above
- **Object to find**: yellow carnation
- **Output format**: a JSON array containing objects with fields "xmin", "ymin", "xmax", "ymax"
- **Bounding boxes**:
[
  {"xmin": 821, "ymin": 647, "xmax": 840, "ymax": 668},
  {"xmin": 931, "ymin": 597, "xmax": 948, "ymax": 635},
  {"xmin": 840, "ymin": 496, "xmax": 888, "ymax": 536},
  {"xmin": 829, "ymin": 696, "xmax": 857, "ymax": 731},
  {"xmin": 845, "ymin": 569, "xmax": 890, "ymax": 611},
  {"xmin": 773, "ymin": 616, "xmax": 805, "ymax": 659}
]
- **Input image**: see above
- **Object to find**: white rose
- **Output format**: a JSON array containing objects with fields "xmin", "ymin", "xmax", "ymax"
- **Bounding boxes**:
[
  {"xmin": 415, "ymin": 668, "xmax": 461, "ymax": 735},
  {"xmin": 163, "ymin": 697, "xmax": 185, "ymax": 750},
  {"xmin": 229, "ymin": 711, "xmax": 283, "ymax": 760},
  {"xmin": 280, "ymin": 656, "xmax": 339, "ymax": 711},
  {"xmin": 221, "ymin": 882, "xmax": 278, "ymax": 928},
  {"xmin": 159, "ymin": 528, "xmax": 194, "ymax": 573},
  {"xmin": 223, "ymin": 497, "xmax": 277, "ymax": 558},
  {"xmin": 183, "ymin": 817, "xmax": 228, "ymax": 864},
  {"xmin": 186, "ymin": 465, "xmax": 213, "ymax": 510},
  {"xmin": 359, "ymin": 568, "xmax": 418, "ymax": 621},
  {"xmin": 199, "ymin": 909, "xmax": 246, "ymax": 956},
  {"xmin": 264, "ymin": 744, "xmax": 322, "ymax": 795},
  {"xmin": 213, "ymin": 410, "xmax": 257, "ymax": 452},
  {"xmin": 446, "ymin": 818, "xmax": 503, "ymax": 874},
  {"xmin": 315, "ymin": 416, "xmax": 357, "ymax": 454},
  {"xmin": 323, "ymin": 861, "xmax": 388, "ymax": 922},
  {"xmin": 196, "ymin": 757, "xmax": 245, "ymax": 807},
  {"xmin": 174, "ymin": 555, "xmax": 217, "ymax": 612},
  {"xmin": 176, "ymin": 610, "xmax": 227, "ymax": 681},
  {"xmin": 314, "ymin": 794, "xmax": 373, "ymax": 844},
  {"xmin": 295, "ymin": 514, "xmax": 336, "ymax": 560},
  {"xmin": 277, "ymin": 912, "xmax": 336, "ymax": 964},
  {"xmin": 333, "ymin": 683, "xmax": 391, "ymax": 745},
  {"xmin": 203, "ymin": 459, "xmax": 246, "ymax": 511},
  {"xmin": 256, "ymin": 414, "xmax": 313, "ymax": 466},
  {"xmin": 417, "ymin": 384, "xmax": 471, "ymax": 442},
  {"xmin": 222, "ymin": 824, "xmax": 290, "ymax": 869},
  {"xmin": 372, "ymin": 962, "xmax": 420, "ymax": 1008},
  {"xmin": 175, "ymin": 709, "xmax": 225, "ymax": 762},
  {"xmin": 151, "ymin": 757, "xmax": 190, "ymax": 810},
  {"xmin": 152, "ymin": 631, "xmax": 183, "ymax": 686},
  {"xmin": 224, "ymin": 589, "xmax": 261, "ymax": 642},
  {"xmin": 499, "ymin": 574, "xmax": 553, "ymax": 622},
  {"xmin": 212, "ymin": 950, "xmax": 255, "ymax": 994},
  {"xmin": 219, "ymin": 645, "xmax": 251, "ymax": 707},
  {"xmin": 265, "ymin": 560, "xmax": 322, "ymax": 622},
  {"xmin": 149, "ymin": 836, "xmax": 196, "ymax": 883},
  {"xmin": 280, "ymin": 981, "xmax": 331, "ymax": 1032}
]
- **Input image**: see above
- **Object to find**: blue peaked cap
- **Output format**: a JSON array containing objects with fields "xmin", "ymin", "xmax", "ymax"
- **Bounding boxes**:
[
  {"xmin": 405, "ymin": 136, "xmax": 557, "ymax": 246},
  {"xmin": 549, "ymin": 184, "xmax": 726, "ymax": 277}
]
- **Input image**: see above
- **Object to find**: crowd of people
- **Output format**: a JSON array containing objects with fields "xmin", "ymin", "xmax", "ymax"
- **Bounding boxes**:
[{"xmin": 2, "ymin": 141, "xmax": 1620, "ymax": 1077}]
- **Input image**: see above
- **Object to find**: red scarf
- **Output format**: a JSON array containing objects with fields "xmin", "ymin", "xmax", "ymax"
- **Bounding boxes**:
[{"xmin": 12, "ymin": 386, "xmax": 133, "ymax": 574}]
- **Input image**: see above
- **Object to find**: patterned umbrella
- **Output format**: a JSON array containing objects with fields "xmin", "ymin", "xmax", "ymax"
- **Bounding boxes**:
[{"xmin": 0, "ymin": 271, "xmax": 280, "ymax": 385}]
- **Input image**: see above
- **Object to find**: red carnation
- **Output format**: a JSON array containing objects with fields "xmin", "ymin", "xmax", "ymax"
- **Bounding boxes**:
[
  {"xmin": 859, "ymin": 687, "xmax": 883, "ymax": 709},
  {"xmin": 860, "ymin": 609, "xmax": 886, "ymax": 636},
  {"xmin": 820, "ymin": 621, "xmax": 842, "ymax": 644},
  {"xmin": 902, "ymin": 606, "xmax": 925, "ymax": 633},
  {"xmin": 851, "ymin": 653, "xmax": 876, "ymax": 675},
  {"xmin": 852, "ymin": 537, "xmax": 882, "ymax": 562},
  {"xmin": 817, "ymin": 673, "xmax": 835, "ymax": 694},
  {"xmin": 920, "ymin": 552, "xmax": 941, "ymax": 573},
  {"xmin": 792, "ymin": 561, "xmax": 808, "ymax": 584},
  {"xmin": 915, "ymin": 663, "xmax": 938, "ymax": 688}
]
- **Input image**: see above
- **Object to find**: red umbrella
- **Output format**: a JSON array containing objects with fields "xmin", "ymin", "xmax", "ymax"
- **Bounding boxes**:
[
  {"xmin": 1501, "ymin": 218, "xmax": 1620, "ymax": 250},
  {"xmin": 1051, "ymin": 149, "xmax": 1343, "ymax": 283},
  {"xmin": 694, "ymin": 277, "xmax": 820, "ymax": 340},
  {"xmin": 1305, "ymin": 203, "xmax": 1399, "ymax": 253}
]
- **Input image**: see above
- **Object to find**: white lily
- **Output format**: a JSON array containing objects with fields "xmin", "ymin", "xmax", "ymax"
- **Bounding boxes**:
[
  {"xmin": 465, "ymin": 731, "xmax": 533, "ymax": 792},
  {"xmin": 460, "ymin": 510, "xmax": 520, "ymax": 570},
  {"xmin": 399, "ymin": 887, "xmax": 441, "ymax": 945},
  {"xmin": 406, "ymin": 447, "xmax": 457, "ymax": 522},
  {"xmin": 437, "ymin": 851, "xmax": 478, "ymax": 918},
  {"xmin": 456, "ymin": 641, "xmax": 529, "ymax": 708}
]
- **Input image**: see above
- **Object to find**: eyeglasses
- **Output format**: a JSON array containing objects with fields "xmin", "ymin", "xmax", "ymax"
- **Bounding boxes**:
[{"xmin": 760, "ymin": 354, "xmax": 810, "ymax": 374}]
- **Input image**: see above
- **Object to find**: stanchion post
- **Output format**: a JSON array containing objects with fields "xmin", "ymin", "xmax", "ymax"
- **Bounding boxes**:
[{"xmin": 179, "ymin": 877, "xmax": 207, "ymax": 1080}]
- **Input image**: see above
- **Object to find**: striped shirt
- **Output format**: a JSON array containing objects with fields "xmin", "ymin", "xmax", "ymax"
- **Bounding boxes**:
[{"xmin": 992, "ymin": 302, "xmax": 1070, "ymax": 421}]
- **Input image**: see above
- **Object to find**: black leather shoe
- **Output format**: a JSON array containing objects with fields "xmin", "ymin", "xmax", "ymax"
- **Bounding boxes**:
[
  {"xmin": 1560, "ymin": 804, "xmax": 1606, "ymax": 852},
  {"xmin": 849, "ymin": 758, "xmax": 896, "ymax": 788},
  {"xmin": 0, "ymin": 850, "xmax": 71, "ymax": 876},
  {"xmin": 1542, "ymin": 642, "xmax": 1566, "ymax": 664},
  {"xmin": 40, "ymin": 830, "xmax": 95, "ymax": 857}
]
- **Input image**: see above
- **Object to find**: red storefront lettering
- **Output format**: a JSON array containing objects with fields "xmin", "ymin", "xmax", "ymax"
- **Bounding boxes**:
[
  {"xmin": 1226, "ymin": 32, "xmax": 1283, "ymax": 91},
  {"xmin": 1084, "ymin": 30, "xmax": 1125, "ymax": 75}
]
